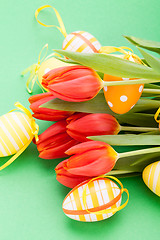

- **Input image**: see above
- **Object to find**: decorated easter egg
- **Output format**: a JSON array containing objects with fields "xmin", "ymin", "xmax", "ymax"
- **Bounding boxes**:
[
  {"xmin": 103, "ymin": 54, "xmax": 144, "ymax": 114},
  {"xmin": 142, "ymin": 161, "xmax": 160, "ymax": 197},
  {"xmin": 38, "ymin": 57, "xmax": 72, "ymax": 83},
  {"xmin": 0, "ymin": 112, "xmax": 34, "ymax": 157},
  {"xmin": 62, "ymin": 177, "xmax": 122, "ymax": 222},
  {"xmin": 62, "ymin": 31, "xmax": 101, "ymax": 53}
]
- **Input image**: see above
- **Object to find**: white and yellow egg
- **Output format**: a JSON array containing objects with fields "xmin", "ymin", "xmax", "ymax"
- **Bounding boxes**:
[
  {"xmin": 62, "ymin": 177, "xmax": 122, "ymax": 222},
  {"xmin": 142, "ymin": 161, "xmax": 160, "ymax": 197},
  {"xmin": 62, "ymin": 31, "xmax": 101, "ymax": 53},
  {"xmin": 0, "ymin": 111, "xmax": 34, "ymax": 157},
  {"xmin": 38, "ymin": 57, "xmax": 72, "ymax": 84}
]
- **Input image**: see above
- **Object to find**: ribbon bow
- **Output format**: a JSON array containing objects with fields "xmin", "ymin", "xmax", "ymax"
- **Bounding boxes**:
[
  {"xmin": 100, "ymin": 46, "xmax": 144, "ymax": 64},
  {"xmin": 21, "ymin": 44, "xmax": 48, "ymax": 93}
]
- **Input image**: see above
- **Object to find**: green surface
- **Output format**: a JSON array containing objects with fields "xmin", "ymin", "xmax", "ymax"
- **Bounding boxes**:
[{"xmin": 0, "ymin": 0, "xmax": 160, "ymax": 239}]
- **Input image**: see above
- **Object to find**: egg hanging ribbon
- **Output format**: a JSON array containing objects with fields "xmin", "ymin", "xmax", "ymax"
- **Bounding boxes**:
[
  {"xmin": 35, "ymin": 5, "xmax": 67, "ymax": 37},
  {"xmin": 0, "ymin": 102, "xmax": 39, "ymax": 170},
  {"xmin": 154, "ymin": 107, "xmax": 160, "ymax": 130},
  {"xmin": 82, "ymin": 175, "xmax": 129, "ymax": 215}
]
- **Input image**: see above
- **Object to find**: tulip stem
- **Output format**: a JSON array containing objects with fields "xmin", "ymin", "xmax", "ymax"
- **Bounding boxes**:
[
  {"xmin": 120, "ymin": 126, "xmax": 158, "ymax": 132},
  {"xmin": 143, "ymin": 88, "xmax": 160, "ymax": 94},
  {"xmin": 105, "ymin": 169, "xmax": 139, "ymax": 175},
  {"xmin": 103, "ymin": 78, "xmax": 160, "ymax": 86},
  {"xmin": 119, "ymin": 146, "xmax": 160, "ymax": 159}
]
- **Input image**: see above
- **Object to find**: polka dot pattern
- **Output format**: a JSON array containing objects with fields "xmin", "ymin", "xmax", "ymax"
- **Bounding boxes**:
[
  {"xmin": 120, "ymin": 95, "xmax": 128, "ymax": 102},
  {"xmin": 139, "ymin": 85, "xmax": 143, "ymax": 93},
  {"xmin": 108, "ymin": 101, "xmax": 113, "ymax": 107},
  {"xmin": 104, "ymin": 86, "xmax": 108, "ymax": 92}
]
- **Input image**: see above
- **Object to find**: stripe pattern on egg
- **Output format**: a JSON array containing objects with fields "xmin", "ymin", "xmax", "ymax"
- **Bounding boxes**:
[
  {"xmin": 142, "ymin": 161, "xmax": 160, "ymax": 197},
  {"xmin": 0, "ymin": 112, "xmax": 33, "ymax": 157},
  {"xmin": 62, "ymin": 178, "xmax": 121, "ymax": 222},
  {"xmin": 62, "ymin": 31, "xmax": 101, "ymax": 53}
]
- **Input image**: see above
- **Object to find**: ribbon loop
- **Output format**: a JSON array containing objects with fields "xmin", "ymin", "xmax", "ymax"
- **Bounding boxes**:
[
  {"xmin": 35, "ymin": 5, "xmax": 67, "ymax": 38},
  {"xmin": 82, "ymin": 175, "xmax": 129, "ymax": 215}
]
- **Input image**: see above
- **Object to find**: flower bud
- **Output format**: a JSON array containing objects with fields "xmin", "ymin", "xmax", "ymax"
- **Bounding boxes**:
[{"xmin": 42, "ymin": 66, "xmax": 103, "ymax": 102}]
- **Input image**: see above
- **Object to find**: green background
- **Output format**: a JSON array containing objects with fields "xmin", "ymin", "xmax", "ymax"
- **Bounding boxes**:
[{"xmin": 0, "ymin": 0, "xmax": 159, "ymax": 239}]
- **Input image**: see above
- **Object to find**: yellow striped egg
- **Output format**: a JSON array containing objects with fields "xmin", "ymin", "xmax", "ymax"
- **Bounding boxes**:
[
  {"xmin": 142, "ymin": 161, "xmax": 160, "ymax": 197},
  {"xmin": 0, "ymin": 112, "xmax": 33, "ymax": 157},
  {"xmin": 62, "ymin": 31, "xmax": 101, "ymax": 53},
  {"xmin": 38, "ymin": 57, "xmax": 72, "ymax": 84},
  {"xmin": 62, "ymin": 177, "xmax": 122, "ymax": 222}
]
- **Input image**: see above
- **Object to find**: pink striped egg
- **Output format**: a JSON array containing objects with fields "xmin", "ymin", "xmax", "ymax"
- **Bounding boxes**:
[
  {"xmin": 62, "ymin": 177, "xmax": 122, "ymax": 222},
  {"xmin": 62, "ymin": 31, "xmax": 101, "ymax": 53}
]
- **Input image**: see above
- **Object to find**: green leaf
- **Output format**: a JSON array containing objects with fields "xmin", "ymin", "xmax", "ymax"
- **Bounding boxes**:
[
  {"xmin": 88, "ymin": 134, "xmax": 160, "ymax": 145},
  {"xmin": 138, "ymin": 47, "xmax": 160, "ymax": 74},
  {"xmin": 42, "ymin": 92, "xmax": 114, "ymax": 114},
  {"xmin": 105, "ymin": 169, "xmax": 140, "ymax": 178},
  {"xmin": 130, "ymin": 98, "xmax": 160, "ymax": 114},
  {"xmin": 124, "ymin": 35, "xmax": 160, "ymax": 54},
  {"xmin": 115, "ymin": 151, "xmax": 160, "ymax": 172},
  {"xmin": 42, "ymin": 93, "xmax": 159, "ymax": 127},
  {"xmin": 54, "ymin": 50, "xmax": 160, "ymax": 79},
  {"xmin": 144, "ymin": 83, "xmax": 160, "ymax": 89},
  {"xmin": 117, "ymin": 113, "xmax": 158, "ymax": 127}
]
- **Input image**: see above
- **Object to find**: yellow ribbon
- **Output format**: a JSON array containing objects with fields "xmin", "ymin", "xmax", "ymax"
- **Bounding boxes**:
[
  {"xmin": 35, "ymin": 5, "xmax": 67, "ymax": 38},
  {"xmin": 100, "ymin": 46, "xmax": 144, "ymax": 65},
  {"xmin": 154, "ymin": 107, "xmax": 160, "ymax": 129},
  {"xmin": 0, "ymin": 102, "xmax": 39, "ymax": 171},
  {"xmin": 21, "ymin": 44, "xmax": 49, "ymax": 93},
  {"xmin": 82, "ymin": 175, "xmax": 129, "ymax": 215}
]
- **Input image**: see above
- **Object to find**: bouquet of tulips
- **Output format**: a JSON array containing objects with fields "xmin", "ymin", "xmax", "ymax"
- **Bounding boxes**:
[{"xmin": 26, "ymin": 35, "xmax": 160, "ymax": 192}]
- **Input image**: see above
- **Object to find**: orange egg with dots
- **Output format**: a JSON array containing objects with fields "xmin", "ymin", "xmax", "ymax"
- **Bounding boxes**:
[
  {"xmin": 103, "ymin": 54, "xmax": 144, "ymax": 114},
  {"xmin": 62, "ymin": 31, "xmax": 101, "ymax": 53}
]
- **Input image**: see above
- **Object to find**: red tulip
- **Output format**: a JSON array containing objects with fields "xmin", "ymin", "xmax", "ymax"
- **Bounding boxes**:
[
  {"xmin": 42, "ymin": 65, "xmax": 103, "ymax": 102},
  {"xmin": 66, "ymin": 113, "xmax": 120, "ymax": 142},
  {"xmin": 34, "ymin": 120, "xmax": 78, "ymax": 159},
  {"xmin": 55, "ymin": 160, "xmax": 91, "ymax": 188},
  {"xmin": 29, "ymin": 92, "xmax": 73, "ymax": 121},
  {"xmin": 64, "ymin": 141, "xmax": 118, "ymax": 176}
]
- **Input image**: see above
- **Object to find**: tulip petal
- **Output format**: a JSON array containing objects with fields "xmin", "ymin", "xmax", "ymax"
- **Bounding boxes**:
[
  {"xmin": 67, "ymin": 113, "xmax": 120, "ymax": 141},
  {"xmin": 56, "ymin": 174, "xmax": 90, "ymax": 188},
  {"xmin": 66, "ymin": 156, "xmax": 116, "ymax": 176},
  {"xmin": 42, "ymin": 65, "xmax": 103, "ymax": 102},
  {"xmin": 65, "ymin": 141, "xmax": 109, "ymax": 155},
  {"xmin": 28, "ymin": 92, "xmax": 54, "ymax": 104},
  {"xmin": 39, "ymin": 139, "xmax": 78, "ymax": 159},
  {"xmin": 47, "ymin": 75, "xmax": 102, "ymax": 102}
]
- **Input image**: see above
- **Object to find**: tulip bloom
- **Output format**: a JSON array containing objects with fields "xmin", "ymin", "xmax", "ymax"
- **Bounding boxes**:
[
  {"xmin": 42, "ymin": 65, "xmax": 103, "ymax": 102},
  {"xmin": 55, "ymin": 160, "xmax": 91, "ymax": 188},
  {"xmin": 29, "ymin": 92, "xmax": 73, "ymax": 121},
  {"xmin": 34, "ymin": 120, "xmax": 78, "ymax": 159},
  {"xmin": 64, "ymin": 141, "xmax": 118, "ymax": 176},
  {"xmin": 66, "ymin": 113, "xmax": 120, "ymax": 142}
]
